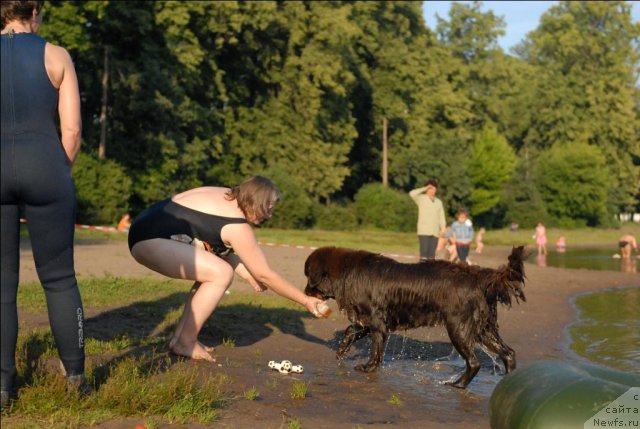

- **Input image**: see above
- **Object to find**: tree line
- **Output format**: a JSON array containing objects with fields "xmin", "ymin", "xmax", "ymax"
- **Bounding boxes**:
[{"xmin": 39, "ymin": 1, "xmax": 639, "ymax": 230}]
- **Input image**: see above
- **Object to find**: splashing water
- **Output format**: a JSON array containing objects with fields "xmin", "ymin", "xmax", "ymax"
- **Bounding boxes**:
[{"xmin": 332, "ymin": 327, "xmax": 505, "ymax": 397}]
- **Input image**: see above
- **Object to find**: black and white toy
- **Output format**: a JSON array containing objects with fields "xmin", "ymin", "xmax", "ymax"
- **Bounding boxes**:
[{"xmin": 268, "ymin": 360, "xmax": 304, "ymax": 374}]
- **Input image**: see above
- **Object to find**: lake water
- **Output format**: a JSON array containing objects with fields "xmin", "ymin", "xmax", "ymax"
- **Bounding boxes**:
[
  {"xmin": 569, "ymin": 287, "xmax": 640, "ymax": 373},
  {"xmin": 528, "ymin": 247, "xmax": 638, "ymax": 272}
]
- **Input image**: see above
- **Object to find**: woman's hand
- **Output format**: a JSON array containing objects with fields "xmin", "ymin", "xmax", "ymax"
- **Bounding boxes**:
[{"xmin": 305, "ymin": 296, "xmax": 326, "ymax": 318}]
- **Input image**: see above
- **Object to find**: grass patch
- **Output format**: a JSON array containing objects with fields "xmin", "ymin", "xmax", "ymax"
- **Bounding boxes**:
[
  {"xmin": 22, "ymin": 222, "xmax": 640, "ymax": 252},
  {"xmin": 19, "ymin": 224, "xmax": 128, "ymax": 242},
  {"xmin": 243, "ymin": 386, "xmax": 260, "ymax": 400},
  {"xmin": 18, "ymin": 276, "xmax": 184, "ymax": 312},
  {"xmin": 7, "ymin": 276, "xmax": 317, "ymax": 428},
  {"xmin": 255, "ymin": 223, "xmax": 640, "ymax": 253},
  {"xmin": 4, "ymin": 345, "xmax": 229, "ymax": 428},
  {"xmin": 288, "ymin": 418, "xmax": 302, "ymax": 429},
  {"xmin": 222, "ymin": 337, "xmax": 236, "ymax": 348},
  {"xmin": 289, "ymin": 381, "xmax": 309, "ymax": 400},
  {"xmin": 388, "ymin": 393, "xmax": 402, "ymax": 406}
]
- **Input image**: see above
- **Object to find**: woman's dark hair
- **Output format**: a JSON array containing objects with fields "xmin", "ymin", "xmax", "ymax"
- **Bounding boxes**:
[
  {"xmin": 225, "ymin": 176, "xmax": 281, "ymax": 221},
  {"xmin": 1, "ymin": 1, "xmax": 44, "ymax": 29},
  {"xmin": 425, "ymin": 179, "xmax": 438, "ymax": 188}
]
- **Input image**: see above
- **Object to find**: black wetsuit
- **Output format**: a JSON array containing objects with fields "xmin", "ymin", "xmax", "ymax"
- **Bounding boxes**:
[
  {"xmin": 128, "ymin": 198, "xmax": 247, "ymax": 256},
  {"xmin": 1, "ymin": 32, "xmax": 85, "ymax": 393}
]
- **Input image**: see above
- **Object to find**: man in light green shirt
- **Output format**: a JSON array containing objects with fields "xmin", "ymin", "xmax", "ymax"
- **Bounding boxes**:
[{"xmin": 409, "ymin": 179, "xmax": 447, "ymax": 260}]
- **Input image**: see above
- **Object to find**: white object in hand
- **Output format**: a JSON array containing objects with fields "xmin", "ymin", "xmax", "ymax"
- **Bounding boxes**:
[{"xmin": 316, "ymin": 301, "xmax": 332, "ymax": 317}]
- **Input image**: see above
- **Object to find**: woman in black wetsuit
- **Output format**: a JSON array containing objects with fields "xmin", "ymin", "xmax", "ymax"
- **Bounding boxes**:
[
  {"xmin": 1, "ymin": 1, "xmax": 85, "ymax": 407},
  {"xmin": 128, "ymin": 176, "xmax": 326, "ymax": 362}
]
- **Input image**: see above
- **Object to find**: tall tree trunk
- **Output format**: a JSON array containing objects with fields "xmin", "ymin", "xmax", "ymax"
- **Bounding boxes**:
[
  {"xmin": 98, "ymin": 46, "xmax": 110, "ymax": 160},
  {"xmin": 382, "ymin": 115, "xmax": 388, "ymax": 186}
]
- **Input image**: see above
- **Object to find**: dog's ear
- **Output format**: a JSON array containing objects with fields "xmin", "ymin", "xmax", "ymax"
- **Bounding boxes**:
[{"xmin": 510, "ymin": 245, "xmax": 530, "ymax": 262}]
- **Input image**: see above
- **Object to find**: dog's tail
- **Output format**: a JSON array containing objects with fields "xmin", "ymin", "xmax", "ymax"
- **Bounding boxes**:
[{"xmin": 483, "ymin": 246, "xmax": 527, "ymax": 306}]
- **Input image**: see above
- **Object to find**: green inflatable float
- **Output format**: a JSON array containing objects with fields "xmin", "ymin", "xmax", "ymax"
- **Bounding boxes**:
[{"xmin": 489, "ymin": 360, "xmax": 639, "ymax": 429}]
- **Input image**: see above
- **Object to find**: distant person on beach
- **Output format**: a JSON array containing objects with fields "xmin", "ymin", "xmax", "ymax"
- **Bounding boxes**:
[
  {"xmin": 127, "ymin": 176, "xmax": 325, "ymax": 362},
  {"xmin": 117, "ymin": 213, "xmax": 131, "ymax": 233},
  {"xmin": 533, "ymin": 222, "xmax": 547, "ymax": 256},
  {"xmin": 409, "ymin": 179, "xmax": 447, "ymax": 260},
  {"xmin": 437, "ymin": 225, "xmax": 457, "ymax": 262},
  {"xmin": 451, "ymin": 208, "xmax": 474, "ymax": 264},
  {"xmin": 617, "ymin": 233, "xmax": 637, "ymax": 260}
]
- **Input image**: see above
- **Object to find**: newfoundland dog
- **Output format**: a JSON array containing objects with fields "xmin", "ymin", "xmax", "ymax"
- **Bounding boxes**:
[{"xmin": 304, "ymin": 246, "xmax": 527, "ymax": 388}]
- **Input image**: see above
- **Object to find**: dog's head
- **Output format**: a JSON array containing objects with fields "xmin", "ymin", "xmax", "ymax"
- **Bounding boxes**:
[
  {"xmin": 304, "ymin": 247, "xmax": 339, "ymax": 301},
  {"xmin": 507, "ymin": 245, "xmax": 527, "ymax": 303}
]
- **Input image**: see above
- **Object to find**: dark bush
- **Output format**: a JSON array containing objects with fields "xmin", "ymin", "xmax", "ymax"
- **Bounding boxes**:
[
  {"xmin": 313, "ymin": 203, "xmax": 359, "ymax": 231},
  {"xmin": 354, "ymin": 183, "xmax": 416, "ymax": 232},
  {"xmin": 261, "ymin": 168, "xmax": 313, "ymax": 229},
  {"xmin": 72, "ymin": 153, "xmax": 132, "ymax": 225}
]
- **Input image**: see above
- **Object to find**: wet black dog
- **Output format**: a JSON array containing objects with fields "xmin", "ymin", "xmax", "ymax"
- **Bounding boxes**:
[{"xmin": 304, "ymin": 246, "xmax": 527, "ymax": 388}]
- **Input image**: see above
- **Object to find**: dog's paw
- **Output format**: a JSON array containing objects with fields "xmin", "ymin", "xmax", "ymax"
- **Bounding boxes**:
[
  {"xmin": 443, "ymin": 376, "xmax": 469, "ymax": 389},
  {"xmin": 336, "ymin": 344, "xmax": 352, "ymax": 358},
  {"xmin": 354, "ymin": 363, "xmax": 379, "ymax": 373}
]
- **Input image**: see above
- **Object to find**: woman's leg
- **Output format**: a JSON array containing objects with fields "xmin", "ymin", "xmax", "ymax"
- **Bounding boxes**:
[
  {"xmin": 131, "ymin": 239, "xmax": 234, "ymax": 361},
  {"xmin": 169, "ymin": 282, "xmax": 214, "ymax": 352},
  {"xmin": 1, "ymin": 204, "xmax": 20, "ymax": 398},
  {"xmin": 25, "ymin": 187, "xmax": 85, "ymax": 379}
]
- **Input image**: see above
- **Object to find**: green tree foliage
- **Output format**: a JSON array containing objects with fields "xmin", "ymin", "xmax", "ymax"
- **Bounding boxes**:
[
  {"xmin": 313, "ymin": 203, "xmax": 359, "ymax": 231},
  {"xmin": 503, "ymin": 154, "xmax": 549, "ymax": 229},
  {"xmin": 35, "ymin": 1, "xmax": 639, "ymax": 227},
  {"xmin": 261, "ymin": 167, "xmax": 313, "ymax": 230},
  {"xmin": 535, "ymin": 143, "xmax": 613, "ymax": 227},
  {"xmin": 467, "ymin": 126, "xmax": 516, "ymax": 219},
  {"xmin": 72, "ymin": 153, "xmax": 132, "ymax": 225},
  {"xmin": 346, "ymin": 2, "xmax": 459, "ymax": 198},
  {"xmin": 516, "ymin": 1, "xmax": 640, "ymax": 214},
  {"xmin": 353, "ymin": 184, "xmax": 416, "ymax": 232}
]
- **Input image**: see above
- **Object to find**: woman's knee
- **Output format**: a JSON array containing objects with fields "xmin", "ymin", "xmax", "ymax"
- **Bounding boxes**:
[{"xmin": 203, "ymin": 261, "xmax": 234, "ymax": 284}]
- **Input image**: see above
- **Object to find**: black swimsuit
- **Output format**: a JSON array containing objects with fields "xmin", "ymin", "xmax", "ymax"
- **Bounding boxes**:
[{"xmin": 128, "ymin": 198, "xmax": 247, "ymax": 256}]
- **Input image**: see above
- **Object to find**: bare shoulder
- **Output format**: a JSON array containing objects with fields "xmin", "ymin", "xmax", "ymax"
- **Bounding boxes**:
[
  {"xmin": 173, "ymin": 186, "xmax": 243, "ymax": 217},
  {"xmin": 44, "ymin": 42, "xmax": 74, "ymax": 88},
  {"xmin": 45, "ymin": 42, "xmax": 74, "ymax": 69}
]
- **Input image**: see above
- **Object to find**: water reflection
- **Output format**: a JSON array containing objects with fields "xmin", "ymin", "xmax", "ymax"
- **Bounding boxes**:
[
  {"xmin": 528, "ymin": 247, "xmax": 639, "ymax": 272},
  {"xmin": 620, "ymin": 258, "xmax": 637, "ymax": 273},
  {"xmin": 570, "ymin": 287, "xmax": 640, "ymax": 373}
]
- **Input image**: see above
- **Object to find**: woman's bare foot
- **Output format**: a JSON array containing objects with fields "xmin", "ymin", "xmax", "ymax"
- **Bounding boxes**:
[
  {"xmin": 200, "ymin": 342, "xmax": 215, "ymax": 352},
  {"xmin": 169, "ymin": 335, "xmax": 213, "ymax": 353},
  {"xmin": 170, "ymin": 339, "xmax": 216, "ymax": 362}
]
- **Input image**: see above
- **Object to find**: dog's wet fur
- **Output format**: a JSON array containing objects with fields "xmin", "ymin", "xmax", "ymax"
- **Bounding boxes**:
[{"xmin": 304, "ymin": 246, "xmax": 527, "ymax": 388}]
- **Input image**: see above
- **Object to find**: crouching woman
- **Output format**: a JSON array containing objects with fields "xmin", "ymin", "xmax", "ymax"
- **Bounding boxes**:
[{"xmin": 128, "ymin": 176, "xmax": 324, "ymax": 361}]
